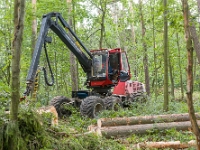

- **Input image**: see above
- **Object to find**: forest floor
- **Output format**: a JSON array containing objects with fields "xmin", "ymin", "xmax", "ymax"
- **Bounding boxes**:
[
  {"xmin": 48, "ymin": 92, "xmax": 199, "ymax": 150},
  {"xmin": 1, "ymin": 92, "xmax": 199, "ymax": 149}
]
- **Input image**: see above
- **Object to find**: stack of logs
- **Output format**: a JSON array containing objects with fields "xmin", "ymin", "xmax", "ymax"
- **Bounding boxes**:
[{"xmin": 88, "ymin": 113, "xmax": 200, "ymax": 149}]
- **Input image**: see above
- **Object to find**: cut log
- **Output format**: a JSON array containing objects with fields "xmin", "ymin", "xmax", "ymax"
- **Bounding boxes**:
[
  {"xmin": 134, "ymin": 140, "xmax": 196, "ymax": 149},
  {"xmin": 37, "ymin": 106, "xmax": 58, "ymax": 126},
  {"xmin": 87, "ymin": 125, "xmax": 101, "ymax": 136},
  {"xmin": 97, "ymin": 113, "xmax": 200, "ymax": 128},
  {"xmin": 97, "ymin": 121, "xmax": 200, "ymax": 138}
]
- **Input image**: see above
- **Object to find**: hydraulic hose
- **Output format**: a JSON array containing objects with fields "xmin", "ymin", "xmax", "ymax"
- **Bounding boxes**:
[{"xmin": 43, "ymin": 42, "xmax": 54, "ymax": 86}]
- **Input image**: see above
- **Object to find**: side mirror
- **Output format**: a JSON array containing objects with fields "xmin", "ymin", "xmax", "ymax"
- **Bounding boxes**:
[{"xmin": 119, "ymin": 70, "xmax": 130, "ymax": 82}]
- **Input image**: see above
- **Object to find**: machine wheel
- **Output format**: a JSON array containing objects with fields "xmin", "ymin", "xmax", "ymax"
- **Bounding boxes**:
[
  {"xmin": 50, "ymin": 96, "xmax": 72, "ymax": 118},
  {"xmin": 132, "ymin": 92, "xmax": 147, "ymax": 103},
  {"xmin": 104, "ymin": 96, "xmax": 122, "ymax": 111},
  {"xmin": 80, "ymin": 96, "xmax": 104, "ymax": 118}
]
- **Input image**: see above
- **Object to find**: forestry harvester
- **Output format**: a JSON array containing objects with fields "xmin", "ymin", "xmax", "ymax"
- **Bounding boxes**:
[{"xmin": 23, "ymin": 12, "xmax": 147, "ymax": 118}]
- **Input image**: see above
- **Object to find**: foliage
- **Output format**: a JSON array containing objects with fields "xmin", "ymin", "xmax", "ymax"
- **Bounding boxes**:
[
  {"xmin": 4, "ymin": 121, "xmax": 26, "ymax": 150},
  {"xmin": 0, "ymin": 105, "xmax": 126, "ymax": 150},
  {"xmin": 0, "ymin": 0, "xmax": 194, "ymax": 100},
  {"xmin": 1, "ymin": 0, "xmax": 200, "ymax": 149},
  {"xmin": 61, "ymin": 134, "xmax": 126, "ymax": 150},
  {"xmin": 0, "ymin": 107, "xmax": 49, "ymax": 150},
  {"xmin": 99, "ymin": 92, "xmax": 196, "ymax": 118},
  {"xmin": 0, "ymin": 90, "xmax": 199, "ymax": 149},
  {"xmin": 125, "ymin": 128, "xmax": 195, "ymax": 149}
]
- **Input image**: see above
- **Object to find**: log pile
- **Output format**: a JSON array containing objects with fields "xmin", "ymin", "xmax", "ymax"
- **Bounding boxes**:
[
  {"xmin": 87, "ymin": 113, "xmax": 199, "ymax": 148},
  {"xmin": 88, "ymin": 113, "xmax": 200, "ymax": 138}
]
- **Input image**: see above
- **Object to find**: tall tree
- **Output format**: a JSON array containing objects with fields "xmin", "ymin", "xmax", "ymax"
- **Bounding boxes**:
[
  {"xmin": 169, "ymin": 50, "xmax": 175, "ymax": 99},
  {"xmin": 67, "ymin": 0, "xmax": 79, "ymax": 91},
  {"xmin": 0, "ymin": 1, "xmax": 12, "ymax": 87},
  {"xmin": 87, "ymin": 0, "xmax": 108, "ymax": 49},
  {"xmin": 197, "ymin": 0, "xmax": 200, "ymax": 12},
  {"xmin": 138, "ymin": 0, "xmax": 150, "ymax": 95},
  {"xmin": 182, "ymin": 0, "xmax": 200, "ymax": 149},
  {"xmin": 9, "ymin": 0, "xmax": 26, "ymax": 149},
  {"xmin": 176, "ymin": 33, "xmax": 184, "ymax": 100},
  {"xmin": 99, "ymin": 0, "xmax": 107, "ymax": 49},
  {"xmin": 31, "ymin": 0, "xmax": 37, "ymax": 98},
  {"xmin": 163, "ymin": 0, "xmax": 169, "ymax": 111},
  {"xmin": 189, "ymin": 19, "xmax": 200, "ymax": 64},
  {"xmin": 129, "ymin": 0, "xmax": 136, "ymax": 45},
  {"xmin": 11, "ymin": 0, "xmax": 26, "ymax": 122},
  {"xmin": 128, "ymin": 0, "xmax": 138, "ymax": 79},
  {"xmin": 31, "ymin": 0, "xmax": 37, "ymax": 54},
  {"xmin": 151, "ymin": 0, "xmax": 158, "ymax": 98}
]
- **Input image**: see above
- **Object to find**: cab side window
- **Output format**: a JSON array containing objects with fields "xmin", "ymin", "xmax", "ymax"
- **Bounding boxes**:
[
  {"xmin": 109, "ymin": 54, "xmax": 119, "ymax": 82},
  {"xmin": 121, "ymin": 52, "xmax": 129, "ymax": 72},
  {"xmin": 109, "ymin": 54, "xmax": 119, "ymax": 72}
]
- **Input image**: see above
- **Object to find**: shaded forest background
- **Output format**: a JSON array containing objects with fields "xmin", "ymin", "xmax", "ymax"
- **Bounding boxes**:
[
  {"xmin": 1, "ymin": 0, "xmax": 198, "ymax": 104},
  {"xmin": 1, "ymin": 0, "xmax": 200, "ymax": 149}
]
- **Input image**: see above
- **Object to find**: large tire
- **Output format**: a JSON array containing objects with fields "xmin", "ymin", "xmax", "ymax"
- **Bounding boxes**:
[
  {"xmin": 50, "ymin": 96, "xmax": 72, "ymax": 118},
  {"xmin": 132, "ymin": 92, "xmax": 147, "ymax": 103},
  {"xmin": 104, "ymin": 96, "xmax": 122, "ymax": 111},
  {"xmin": 80, "ymin": 96, "xmax": 104, "ymax": 118}
]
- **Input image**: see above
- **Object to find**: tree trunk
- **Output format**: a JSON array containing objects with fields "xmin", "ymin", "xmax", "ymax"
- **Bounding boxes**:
[
  {"xmin": 1, "ymin": 25, "xmax": 12, "ymax": 86},
  {"xmin": 10, "ymin": 0, "xmax": 26, "ymax": 149},
  {"xmin": 11, "ymin": 0, "xmax": 26, "ymax": 123},
  {"xmin": 31, "ymin": 0, "xmax": 37, "ymax": 99},
  {"xmin": 139, "ymin": 0, "xmax": 150, "ymax": 96},
  {"xmin": 97, "ymin": 113, "xmax": 200, "ymax": 127},
  {"xmin": 163, "ymin": 0, "xmax": 169, "ymax": 111},
  {"xmin": 169, "ymin": 61, "xmax": 175, "ymax": 99},
  {"xmin": 197, "ymin": 0, "xmax": 200, "ymax": 14},
  {"xmin": 190, "ymin": 22, "xmax": 200, "ymax": 64},
  {"xmin": 98, "ymin": 121, "xmax": 200, "ymax": 138},
  {"xmin": 99, "ymin": 1, "xmax": 106, "ymax": 49},
  {"xmin": 135, "ymin": 140, "xmax": 196, "ymax": 149},
  {"xmin": 67, "ymin": 0, "xmax": 79, "ymax": 91},
  {"xmin": 182, "ymin": 0, "xmax": 200, "ymax": 149},
  {"xmin": 127, "ymin": 0, "xmax": 137, "ymax": 80},
  {"xmin": 176, "ymin": 33, "xmax": 184, "ymax": 100},
  {"xmin": 129, "ymin": 0, "xmax": 135, "ymax": 45},
  {"xmin": 31, "ymin": 0, "xmax": 37, "ymax": 55},
  {"xmin": 151, "ymin": 0, "xmax": 158, "ymax": 99}
]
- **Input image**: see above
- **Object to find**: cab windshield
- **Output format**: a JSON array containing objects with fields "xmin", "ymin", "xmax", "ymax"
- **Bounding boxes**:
[{"xmin": 92, "ymin": 54, "xmax": 107, "ymax": 77}]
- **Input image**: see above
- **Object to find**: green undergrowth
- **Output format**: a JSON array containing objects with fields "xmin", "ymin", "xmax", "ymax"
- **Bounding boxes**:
[
  {"xmin": 0, "ymin": 106, "xmax": 125, "ymax": 150},
  {"xmin": 0, "ymin": 92, "xmax": 199, "ymax": 149},
  {"xmin": 121, "ymin": 129, "xmax": 195, "ymax": 150},
  {"xmin": 100, "ymin": 92, "xmax": 200, "ymax": 118}
]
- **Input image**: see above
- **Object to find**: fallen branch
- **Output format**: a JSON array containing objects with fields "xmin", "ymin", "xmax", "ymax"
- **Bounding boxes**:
[
  {"xmin": 46, "ymin": 128, "xmax": 69, "ymax": 137},
  {"xmin": 47, "ymin": 128, "xmax": 95, "ymax": 138}
]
